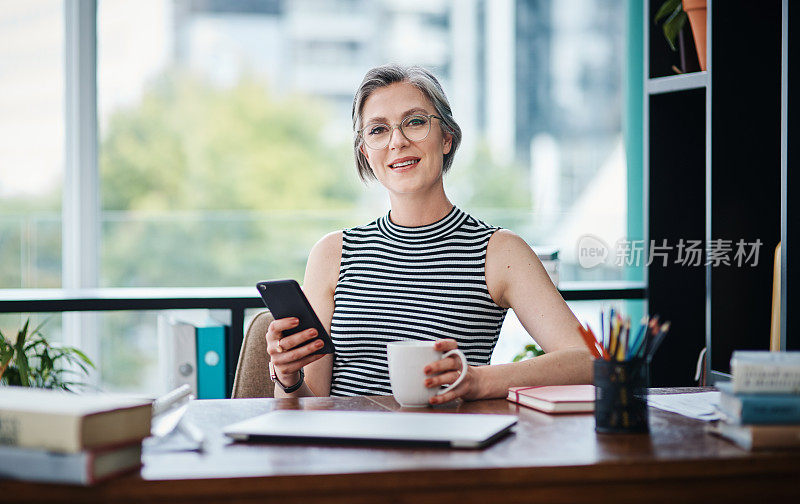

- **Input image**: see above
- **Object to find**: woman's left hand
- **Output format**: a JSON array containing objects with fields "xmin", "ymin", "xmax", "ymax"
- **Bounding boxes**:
[{"xmin": 424, "ymin": 339, "xmax": 484, "ymax": 405}]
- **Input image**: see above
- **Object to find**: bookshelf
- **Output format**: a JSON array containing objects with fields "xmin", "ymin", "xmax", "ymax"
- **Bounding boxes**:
[
  {"xmin": 646, "ymin": 72, "xmax": 707, "ymax": 95},
  {"xmin": 645, "ymin": 0, "xmax": 784, "ymax": 386}
]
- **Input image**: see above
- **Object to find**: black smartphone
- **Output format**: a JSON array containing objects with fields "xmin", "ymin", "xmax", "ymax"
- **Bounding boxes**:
[{"xmin": 256, "ymin": 279, "xmax": 334, "ymax": 355}]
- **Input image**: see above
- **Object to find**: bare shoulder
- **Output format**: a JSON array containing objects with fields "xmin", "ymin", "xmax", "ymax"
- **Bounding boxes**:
[
  {"xmin": 486, "ymin": 229, "xmax": 547, "ymax": 308},
  {"xmin": 309, "ymin": 231, "xmax": 343, "ymax": 261},
  {"xmin": 304, "ymin": 231, "xmax": 343, "ymax": 293},
  {"xmin": 487, "ymin": 229, "xmax": 536, "ymax": 261}
]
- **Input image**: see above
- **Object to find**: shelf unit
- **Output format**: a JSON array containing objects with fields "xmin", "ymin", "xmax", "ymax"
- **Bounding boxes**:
[
  {"xmin": 645, "ymin": 0, "xmax": 784, "ymax": 386},
  {"xmin": 646, "ymin": 72, "xmax": 708, "ymax": 95}
]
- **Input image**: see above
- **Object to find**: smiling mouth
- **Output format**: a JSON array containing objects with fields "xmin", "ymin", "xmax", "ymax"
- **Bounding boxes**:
[{"xmin": 389, "ymin": 158, "xmax": 420, "ymax": 169}]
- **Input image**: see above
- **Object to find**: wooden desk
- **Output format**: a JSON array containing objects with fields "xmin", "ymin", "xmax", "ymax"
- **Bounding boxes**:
[{"xmin": 3, "ymin": 389, "xmax": 800, "ymax": 503}]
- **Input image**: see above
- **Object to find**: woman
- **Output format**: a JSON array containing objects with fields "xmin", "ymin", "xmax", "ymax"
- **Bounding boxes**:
[{"xmin": 267, "ymin": 64, "xmax": 593, "ymax": 403}]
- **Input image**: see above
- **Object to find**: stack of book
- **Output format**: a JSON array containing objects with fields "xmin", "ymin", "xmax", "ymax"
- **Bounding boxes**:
[
  {"xmin": 711, "ymin": 351, "xmax": 800, "ymax": 450},
  {"xmin": 0, "ymin": 387, "xmax": 152, "ymax": 485}
]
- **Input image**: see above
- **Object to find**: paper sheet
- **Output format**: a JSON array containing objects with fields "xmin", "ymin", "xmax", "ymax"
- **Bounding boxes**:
[{"xmin": 647, "ymin": 391, "xmax": 721, "ymax": 421}]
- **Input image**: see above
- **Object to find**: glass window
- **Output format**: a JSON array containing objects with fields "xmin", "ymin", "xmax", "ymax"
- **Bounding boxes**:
[
  {"xmin": 0, "ymin": 1, "xmax": 64, "ymax": 291},
  {"xmin": 91, "ymin": 0, "xmax": 629, "ymax": 392},
  {"xmin": 98, "ymin": 0, "xmax": 627, "ymax": 288},
  {"xmin": 0, "ymin": 1, "xmax": 65, "ymax": 342}
]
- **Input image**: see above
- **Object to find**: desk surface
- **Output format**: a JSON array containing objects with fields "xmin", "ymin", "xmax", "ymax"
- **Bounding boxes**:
[{"xmin": 4, "ymin": 388, "xmax": 800, "ymax": 503}]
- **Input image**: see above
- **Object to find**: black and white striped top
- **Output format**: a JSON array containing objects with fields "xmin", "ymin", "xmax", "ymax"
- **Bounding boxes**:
[{"xmin": 329, "ymin": 206, "xmax": 508, "ymax": 396}]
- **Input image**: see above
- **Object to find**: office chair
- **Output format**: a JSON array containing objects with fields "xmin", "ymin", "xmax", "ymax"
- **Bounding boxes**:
[{"xmin": 231, "ymin": 311, "xmax": 275, "ymax": 398}]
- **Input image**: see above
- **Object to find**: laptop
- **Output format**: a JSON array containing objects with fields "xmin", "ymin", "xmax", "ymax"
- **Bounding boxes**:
[{"xmin": 223, "ymin": 410, "xmax": 517, "ymax": 449}]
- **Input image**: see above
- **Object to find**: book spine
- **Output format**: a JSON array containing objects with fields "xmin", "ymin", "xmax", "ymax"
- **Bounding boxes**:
[
  {"xmin": 735, "ymin": 397, "xmax": 800, "ymax": 424},
  {"xmin": 0, "ymin": 443, "xmax": 142, "ymax": 485},
  {"xmin": 196, "ymin": 324, "xmax": 227, "ymax": 399},
  {"xmin": 0, "ymin": 446, "xmax": 91, "ymax": 484},
  {"xmin": 731, "ymin": 362, "xmax": 800, "ymax": 394},
  {"xmin": 173, "ymin": 320, "xmax": 199, "ymax": 396},
  {"xmin": 0, "ymin": 411, "xmax": 81, "ymax": 453},
  {"xmin": 158, "ymin": 315, "xmax": 200, "ymax": 397}
]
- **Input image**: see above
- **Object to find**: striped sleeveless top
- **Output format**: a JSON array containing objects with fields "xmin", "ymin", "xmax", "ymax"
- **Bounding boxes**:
[{"xmin": 329, "ymin": 206, "xmax": 508, "ymax": 397}]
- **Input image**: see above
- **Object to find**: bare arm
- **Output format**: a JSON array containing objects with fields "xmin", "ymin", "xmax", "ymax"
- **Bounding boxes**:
[
  {"xmin": 425, "ymin": 229, "xmax": 594, "ymax": 404},
  {"xmin": 479, "ymin": 229, "xmax": 593, "ymax": 397},
  {"xmin": 270, "ymin": 231, "xmax": 341, "ymax": 398}
]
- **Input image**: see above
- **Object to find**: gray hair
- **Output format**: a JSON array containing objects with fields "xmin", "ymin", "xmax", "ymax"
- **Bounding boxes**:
[{"xmin": 351, "ymin": 64, "xmax": 462, "ymax": 182}]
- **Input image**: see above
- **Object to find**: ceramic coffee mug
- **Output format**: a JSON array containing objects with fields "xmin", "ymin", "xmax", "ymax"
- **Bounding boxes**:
[{"xmin": 387, "ymin": 340, "xmax": 468, "ymax": 407}]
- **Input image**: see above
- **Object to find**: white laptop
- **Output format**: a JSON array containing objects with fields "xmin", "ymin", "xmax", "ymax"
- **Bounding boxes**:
[{"xmin": 223, "ymin": 410, "xmax": 517, "ymax": 449}]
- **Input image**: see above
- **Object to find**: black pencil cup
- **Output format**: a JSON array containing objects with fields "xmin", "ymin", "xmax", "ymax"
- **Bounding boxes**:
[{"xmin": 594, "ymin": 358, "xmax": 649, "ymax": 434}]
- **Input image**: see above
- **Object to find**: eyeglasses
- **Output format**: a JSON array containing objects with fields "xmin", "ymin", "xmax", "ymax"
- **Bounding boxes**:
[{"xmin": 359, "ymin": 114, "xmax": 442, "ymax": 150}]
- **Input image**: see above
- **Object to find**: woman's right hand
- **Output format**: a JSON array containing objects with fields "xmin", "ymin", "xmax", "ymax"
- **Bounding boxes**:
[{"xmin": 266, "ymin": 317, "xmax": 326, "ymax": 386}]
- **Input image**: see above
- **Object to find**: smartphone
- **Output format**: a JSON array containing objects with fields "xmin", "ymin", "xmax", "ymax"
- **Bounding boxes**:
[{"xmin": 256, "ymin": 279, "xmax": 334, "ymax": 355}]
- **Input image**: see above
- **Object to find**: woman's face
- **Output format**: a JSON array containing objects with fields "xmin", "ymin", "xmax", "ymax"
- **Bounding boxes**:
[{"xmin": 359, "ymin": 81, "xmax": 452, "ymax": 196}]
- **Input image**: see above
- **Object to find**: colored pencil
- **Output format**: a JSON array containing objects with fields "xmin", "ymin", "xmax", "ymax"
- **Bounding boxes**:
[{"xmin": 578, "ymin": 325, "xmax": 602, "ymax": 359}]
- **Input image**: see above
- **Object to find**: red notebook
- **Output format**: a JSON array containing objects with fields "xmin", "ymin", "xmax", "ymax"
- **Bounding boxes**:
[{"xmin": 507, "ymin": 385, "xmax": 595, "ymax": 414}]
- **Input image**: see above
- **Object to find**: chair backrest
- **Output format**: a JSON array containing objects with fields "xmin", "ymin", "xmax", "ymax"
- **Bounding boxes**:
[{"xmin": 231, "ymin": 310, "xmax": 275, "ymax": 398}]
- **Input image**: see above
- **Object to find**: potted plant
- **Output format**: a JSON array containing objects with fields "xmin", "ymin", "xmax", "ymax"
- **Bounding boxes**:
[
  {"xmin": 655, "ymin": 0, "xmax": 707, "ymax": 72},
  {"xmin": 513, "ymin": 342, "xmax": 545, "ymax": 362},
  {"xmin": 0, "ymin": 318, "xmax": 95, "ymax": 391}
]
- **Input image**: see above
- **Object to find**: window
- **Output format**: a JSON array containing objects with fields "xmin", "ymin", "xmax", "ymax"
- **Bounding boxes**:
[
  {"xmin": 97, "ymin": 0, "xmax": 628, "ymax": 289},
  {"xmin": 0, "ymin": 1, "xmax": 65, "ymax": 339},
  {"xmin": 0, "ymin": 1, "xmax": 64, "ymax": 290},
  {"xmin": 4, "ymin": 0, "xmax": 634, "ymax": 393}
]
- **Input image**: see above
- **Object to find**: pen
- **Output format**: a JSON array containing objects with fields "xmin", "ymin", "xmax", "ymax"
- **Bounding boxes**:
[
  {"xmin": 600, "ymin": 310, "xmax": 605, "ymax": 353},
  {"xmin": 153, "ymin": 384, "xmax": 193, "ymax": 417},
  {"xmin": 579, "ymin": 325, "xmax": 602, "ymax": 359},
  {"xmin": 178, "ymin": 419, "xmax": 205, "ymax": 452},
  {"xmin": 628, "ymin": 316, "xmax": 648, "ymax": 359},
  {"xmin": 617, "ymin": 318, "xmax": 630, "ymax": 361},
  {"xmin": 638, "ymin": 315, "xmax": 660, "ymax": 359},
  {"xmin": 587, "ymin": 325, "xmax": 610, "ymax": 360},
  {"xmin": 646, "ymin": 322, "xmax": 671, "ymax": 360},
  {"xmin": 578, "ymin": 325, "xmax": 595, "ymax": 357}
]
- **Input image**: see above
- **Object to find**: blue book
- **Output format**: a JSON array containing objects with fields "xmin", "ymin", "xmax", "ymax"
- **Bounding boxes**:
[
  {"xmin": 195, "ymin": 318, "xmax": 228, "ymax": 400},
  {"xmin": 717, "ymin": 381, "xmax": 800, "ymax": 425}
]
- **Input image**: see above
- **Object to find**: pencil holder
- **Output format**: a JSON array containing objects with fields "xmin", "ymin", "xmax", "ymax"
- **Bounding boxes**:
[{"xmin": 594, "ymin": 358, "xmax": 649, "ymax": 434}]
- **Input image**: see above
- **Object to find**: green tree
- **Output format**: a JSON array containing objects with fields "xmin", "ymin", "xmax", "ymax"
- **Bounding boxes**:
[
  {"xmin": 99, "ymin": 71, "xmax": 361, "ymax": 287},
  {"xmin": 101, "ymin": 71, "xmax": 358, "ymax": 212}
]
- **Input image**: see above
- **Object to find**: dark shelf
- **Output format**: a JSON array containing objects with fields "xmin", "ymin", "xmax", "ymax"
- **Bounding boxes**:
[
  {"xmin": 709, "ymin": 0, "xmax": 782, "ymax": 373},
  {"xmin": 648, "ymin": 88, "xmax": 707, "ymax": 387}
]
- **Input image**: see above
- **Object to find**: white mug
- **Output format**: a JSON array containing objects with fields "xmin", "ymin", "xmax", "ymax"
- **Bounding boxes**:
[{"xmin": 386, "ymin": 340, "xmax": 468, "ymax": 407}]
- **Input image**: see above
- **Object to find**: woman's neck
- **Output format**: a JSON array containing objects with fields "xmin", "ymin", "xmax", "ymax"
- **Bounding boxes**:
[{"xmin": 387, "ymin": 185, "xmax": 453, "ymax": 227}]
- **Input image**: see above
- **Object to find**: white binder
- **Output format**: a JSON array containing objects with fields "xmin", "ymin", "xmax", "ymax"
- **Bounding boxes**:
[{"xmin": 157, "ymin": 314, "xmax": 198, "ymax": 397}]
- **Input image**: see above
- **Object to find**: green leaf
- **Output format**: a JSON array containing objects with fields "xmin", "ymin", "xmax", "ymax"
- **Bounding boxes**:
[
  {"xmin": 0, "ymin": 317, "xmax": 93, "ymax": 391},
  {"xmin": 16, "ymin": 351, "xmax": 30, "ymax": 387},
  {"xmin": 662, "ymin": 10, "xmax": 688, "ymax": 51},
  {"xmin": 15, "ymin": 318, "xmax": 30, "ymax": 352},
  {"xmin": 29, "ymin": 317, "xmax": 50, "ymax": 338},
  {"xmin": 654, "ymin": 0, "xmax": 681, "ymax": 23},
  {"xmin": 65, "ymin": 347, "xmax": 95, "ymax": 368}
]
